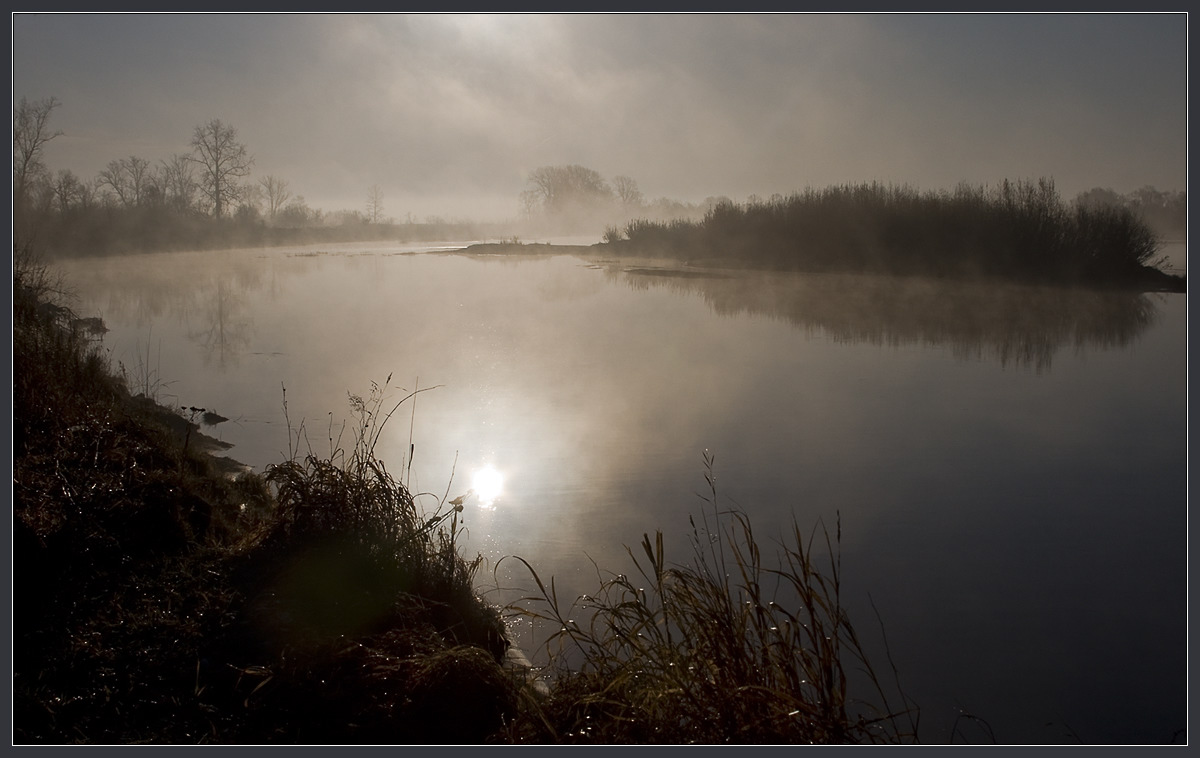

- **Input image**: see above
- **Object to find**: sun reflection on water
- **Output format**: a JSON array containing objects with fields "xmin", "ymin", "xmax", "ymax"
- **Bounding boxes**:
[{"xmin": 471, "ymin": 464, "xmax": 504, "ymax": 509}]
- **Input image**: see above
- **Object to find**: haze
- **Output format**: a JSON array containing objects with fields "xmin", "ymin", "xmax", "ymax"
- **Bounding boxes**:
[{"xmin": 11, "ymin": 13, "xmax": 1187, "ymax": 222}]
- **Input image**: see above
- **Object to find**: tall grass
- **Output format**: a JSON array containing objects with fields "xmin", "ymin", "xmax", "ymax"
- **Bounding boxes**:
[
  {"xmin": 209, "ymin": 380, "xmax": 517, "ymax": 742},
  {"xmin": 618, "ymin": 179, "xmax": 1165, "ymax": 287},
  {"xmin": 240, "ymin": 378, "xmax": 506, "ymax": 654},
  {"xmin": 499, "ymin": 452, "xmax": 918, "ymax": 744}
]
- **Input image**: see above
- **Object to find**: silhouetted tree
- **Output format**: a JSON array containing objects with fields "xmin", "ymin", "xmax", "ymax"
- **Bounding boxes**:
[
  {"xmin": 525, "ymin": 164, "xmax": 613, "ymax": 214},
  {"xmin": 98, "ymin": 156, "xmax": 151, "ymax": 207},
  {"xmin": 189, "ymin": 119, "xmax": 253, "ymax": 218},
  {"xmin": 366, "ymin": 184, "xmax": 384, "ymax": 223},
  {"xmin": 259, "ymin": 175, "xmax": 291, "ymax": 222},
  {"xmin": 97, "ymin": 160, "xmax": 129, "ymax": 206},
  {"xmin": 51, "ymin": 169, "xmax": 82, "ymax": 212},
  {"xmin": 613, "ymin": 175, "xmax": 644, "ymax": 208},
  {"xmin": 277, "ymin": 195, "xmax": 320, "ymax": 227},
  {"xmin": 13, "ymin": 96, "xmax": 62, "ymax": 211},
  {"xmin": 159, "ymin": 154, "xmax": 198, "ymax": 212},
  {"xmin": 1076, "ymin": 185, "xmax": 1186, "ymax": 240},
  {"xmin": 1075, "ymin": 187, "xmax": 1123, "ymax": 210}
]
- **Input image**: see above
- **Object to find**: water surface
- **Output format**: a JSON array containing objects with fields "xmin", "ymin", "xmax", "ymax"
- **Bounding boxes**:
[{"xmin": 61, "ymin": 241, "xmax": 1187, "ymax": 744}]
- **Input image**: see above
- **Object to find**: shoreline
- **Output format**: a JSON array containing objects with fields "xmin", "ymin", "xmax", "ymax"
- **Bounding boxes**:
[{"xmin": 458, "ymin": 241, "xmax": 1187, "ymax": 294}]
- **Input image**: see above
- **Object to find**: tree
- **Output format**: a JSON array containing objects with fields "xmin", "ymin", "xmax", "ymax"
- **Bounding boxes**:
[
  {"xmin": 98, "ymin": 155, "xmax": 151, "ymax": 207},
  {"xmin": 158, "ymin": 154, "xmax": 197, "ymax": 212},
  {"xmin": 277, "ymin": 196, "xmax": 320, "ymax": 227},
  {"xmin": 259, "ymin": 175, "xmax": 291, "ymax": 222},
  {"xmin": 524, "ymin": 164, "xmax": 614, "ymax": 215},
  {"xmin": 97, "ymin": 160, "xmax": 130, "ymax": 206},
  {"xmin": 77, "ymin": 177, "xmax": 99, "ymax": 210},
  {"xmin": 519, "ymin": 188, "xmax": 540, "ymax": 219},
  {"xmin": 1075, "ymin": 187, "xmax": 1123, "ymax": 210},
  {"xmin": 366, "ymin": 184, "xmax": 384, "ymax": 224},
  {"xmin": 1129, "ymin": 185, "xmax": 1168, "ymax": 209},
  {"xmin": 189, "ymin": 119, "xmax": 253, "ymax": 218},
  {"xmin": 613, "ymin": 175, "xmax": 644, "ymax": 208},
  {"xmin": 13, "ymin": 96, "xmax": 62, "ymax": 209},
  {"xmin": 51, "ymin": 169, "xmax": 82, "ymax": 212}
]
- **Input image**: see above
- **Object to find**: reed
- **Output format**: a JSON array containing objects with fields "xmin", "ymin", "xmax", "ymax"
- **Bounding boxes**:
[
  {"xmin": 229, "ymin": 379, "xmax": 506, "ymax": 654},
  {"xmin": 499, "ymin": 452, "xmax": 919, "ymax": 744}
]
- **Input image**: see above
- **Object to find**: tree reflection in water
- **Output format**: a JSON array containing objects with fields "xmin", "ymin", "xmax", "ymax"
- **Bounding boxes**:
[{"xmin": 611, "ymin": 265, "xmax": 1160, "ymax": 372}]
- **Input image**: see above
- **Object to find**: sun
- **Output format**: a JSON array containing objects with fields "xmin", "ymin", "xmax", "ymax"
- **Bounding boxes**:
[{"xmin": 471, "ymin": 464, "xmax": 504, "ymax": 507}]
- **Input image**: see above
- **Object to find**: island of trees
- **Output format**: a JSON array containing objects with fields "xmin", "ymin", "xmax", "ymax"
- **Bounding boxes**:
[{"xmin": 601, "ymin": 179, "xmax": 1185, "ymax": 291}]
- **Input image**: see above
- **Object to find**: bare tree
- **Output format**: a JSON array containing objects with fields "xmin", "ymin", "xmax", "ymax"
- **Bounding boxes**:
[
  {"xmin": 125, "ymin": 156, "xmax": 151, "ymax": 206},
  {"xmin": 259, "ymin": 175, "xmax": 291, "ymax": 222},
  {"xmin": 189, "ymin": 119, "xmax": 253, "ymax": 218},
  {"xmin": 13, "ymin": 96, "xmax": 63, "ymax": 209},
  {"xmin": 277, "ymin": 195, "xmax": 320, "ymax": 227},
  {"xmin": 98, "ymin": 160, "xmax": 131, "ymax": 206},
  {"xmin": 51, "ymin": 169, "xmax": 82, "ymax": 212},
  {"xmin": 98, "ymin": 155, "xmax": 152, "ymax": 207},
  {"xmin": 77, "ymin": 176, "xmax": 99, "ymax": 210},
  {"xmin": 158, "ymin": 153, "xmax": 197, "ymax": 212},
  {"xmin": 613, "ymin": 175, "xmax": 644, "ymax": 208},
  {"xmin": 366, "ymin": 184, "xmax": 385, "ymax": 224},
  {"xmin": 239, "ymin": 182, "xmax": 264, "ymax": 216},
  {"xmin": 519, "ymin": 188, "xmax": 540, "ymax": 219},
  {"xmin": 525, "ymin": 164, "xmax": 613, "ymax": 214}
]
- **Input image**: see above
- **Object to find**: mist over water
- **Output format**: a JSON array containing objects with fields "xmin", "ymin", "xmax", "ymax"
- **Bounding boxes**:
[
  {"xmin": 13, "ymin": 10, "xmax": 1188, "ymax": 745},
  {"xmin": 60, "ymin": 243, "xmax": 1185, "ymax": 744}
]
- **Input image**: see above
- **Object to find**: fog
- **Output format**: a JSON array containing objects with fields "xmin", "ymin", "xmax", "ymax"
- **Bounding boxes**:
[{"xmin": 11, "ymin": 13, "xmax": 1187, "ymax": 222}]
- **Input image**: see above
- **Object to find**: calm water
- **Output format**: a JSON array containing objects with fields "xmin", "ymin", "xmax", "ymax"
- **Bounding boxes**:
[{"xmin": 60, "ymin": 241, "xmax": 1187, "ymax": 745}]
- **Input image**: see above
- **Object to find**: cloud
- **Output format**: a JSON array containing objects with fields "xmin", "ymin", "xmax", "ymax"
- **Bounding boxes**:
[{"xmin": 12, "ymin": 13, "xmax": 1187, "ymax": 220}]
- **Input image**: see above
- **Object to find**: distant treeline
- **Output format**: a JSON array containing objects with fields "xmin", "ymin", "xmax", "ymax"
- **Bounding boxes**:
[
  {"xmin": 1075, "ymin": 185, "xmax": 1187, "ymax": 241},
  {"xmin": 13, "ymin": 96, "xmax": 519, "ymax": 258},
  {"xmin": 21, "ymin": 203, "xmax": 516, "ymax": 259},
  {"xmin": 606, "ymin": 179, "xmax": 1182, "ymax": 288}
]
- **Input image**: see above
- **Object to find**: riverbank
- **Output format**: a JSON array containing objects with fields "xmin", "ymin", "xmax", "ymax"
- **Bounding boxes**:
[
  {"xmin": 13, "ymin": 249, "xmax": 522, "ymax": 743},
  {"xmin": 459, "ymin": 241, "xmax": 1186, "ymax": 293},
  {"xmin": 14, "ymin": 247, "xmax": 916, "ymax": 744}
]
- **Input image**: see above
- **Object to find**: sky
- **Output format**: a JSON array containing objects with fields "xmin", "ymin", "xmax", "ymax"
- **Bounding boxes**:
[{"xmin": 11, "ymin": 13, "xmax": 1189, "ymax": 222}]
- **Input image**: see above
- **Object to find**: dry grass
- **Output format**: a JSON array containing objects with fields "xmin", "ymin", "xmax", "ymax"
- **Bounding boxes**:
[
  {"xmin": 498, "ymin": 451, "xmax": 919, "ymax": 744},
  {"xmin": 236, "ymin": 379, "xmax": 506, "ymax": 655}
]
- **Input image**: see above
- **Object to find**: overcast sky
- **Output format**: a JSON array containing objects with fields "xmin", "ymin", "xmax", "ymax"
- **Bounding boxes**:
[{"xmin": 12, "ymin": 13, "xmax": 1188, "ymax": 222}]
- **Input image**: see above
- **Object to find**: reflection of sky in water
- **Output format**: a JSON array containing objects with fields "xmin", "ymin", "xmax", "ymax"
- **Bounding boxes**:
[{"xmin": 59, "ymin": 244, "xmax": 1186, "ymax": 745}]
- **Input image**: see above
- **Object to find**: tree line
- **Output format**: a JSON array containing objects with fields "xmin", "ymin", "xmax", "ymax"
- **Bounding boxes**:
[
  {"xmin": 1075, "ymin": 185, "xmax": 1187, "ymax": 241},
  {"xmin": 13, "ymin": 96, "xmax": 404, "ymax": 257},
  {"xmin": 14, "ymin": 95, "xmax": 1186, "ymax": 258},
  {"xmin": 516, "ymin": 164, "xmax": 1187, "ymax": 246},
  {"xmin": 604, "ymin": 179, "xmax": 1184, "ymax": 290}
]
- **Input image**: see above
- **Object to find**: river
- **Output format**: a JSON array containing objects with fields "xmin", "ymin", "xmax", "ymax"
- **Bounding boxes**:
[{"xmin": 59, "ymin": 240, "xmax": 1187, "ymax": 745}]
